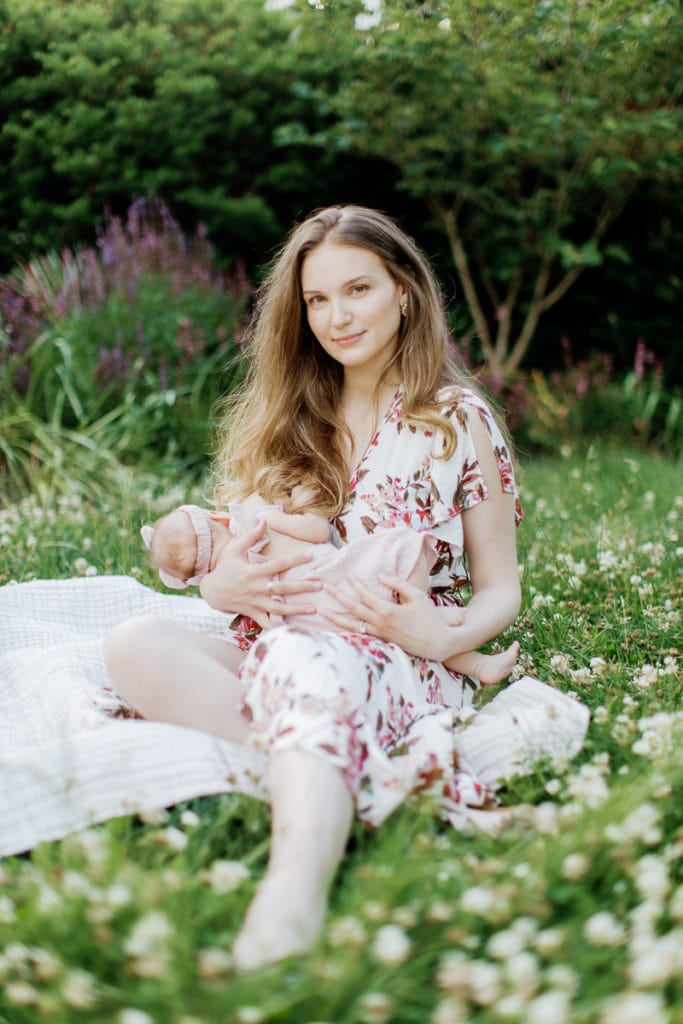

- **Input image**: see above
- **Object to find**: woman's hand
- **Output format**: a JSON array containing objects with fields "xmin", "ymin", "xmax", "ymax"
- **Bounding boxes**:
[
  {"xmin": 320, "ymin": 575, "xmax": 459, "ymax": 662},
  {"xmin": 199, "ymin": 519, "xmax": 322, "ymax": 628}
]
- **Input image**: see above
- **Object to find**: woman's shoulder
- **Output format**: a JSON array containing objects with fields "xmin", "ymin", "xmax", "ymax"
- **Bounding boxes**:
[{"xmin": 432, "ymin": 385, "xmax": 497, "ymax": 428}]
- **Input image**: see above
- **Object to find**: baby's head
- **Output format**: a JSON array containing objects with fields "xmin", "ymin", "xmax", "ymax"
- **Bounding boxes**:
[{"xmin": 141, "ymin": 504, "xmax": 229, "ymax": 589}]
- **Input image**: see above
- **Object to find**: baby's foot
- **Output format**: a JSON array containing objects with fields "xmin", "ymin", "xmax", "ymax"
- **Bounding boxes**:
[
  {"xmin": 232, "ymin": 865, "xmax": 326, "ymax": 971},
  {"xmin": 476, "ymin": 641, "xmax": 520, "ymax": 685},
  {"xmin": 465, "ymin": 803, "xmax": 537, "ymax": 836}
]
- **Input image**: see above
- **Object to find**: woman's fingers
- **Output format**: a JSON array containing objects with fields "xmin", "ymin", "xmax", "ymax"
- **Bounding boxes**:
[{"xmin": 378, "ymin": 574, "xmax": 424, "ymax": 603}]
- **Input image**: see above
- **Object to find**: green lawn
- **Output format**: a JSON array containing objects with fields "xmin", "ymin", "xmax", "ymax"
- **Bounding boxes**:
[{"xmin": 0, "ymin": 443, "xmax": 681, "ymax": 1024}]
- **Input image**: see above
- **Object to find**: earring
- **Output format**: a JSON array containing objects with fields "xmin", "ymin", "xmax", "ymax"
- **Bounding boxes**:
[{"xmin": 399, "ymin": 294, "xmax": 408, "ymax": 318}]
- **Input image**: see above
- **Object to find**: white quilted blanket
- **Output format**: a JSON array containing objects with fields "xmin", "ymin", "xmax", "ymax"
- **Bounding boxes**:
[{"xmin": 0, "ymin": 576, "xmax": 267, "ymax": 858}]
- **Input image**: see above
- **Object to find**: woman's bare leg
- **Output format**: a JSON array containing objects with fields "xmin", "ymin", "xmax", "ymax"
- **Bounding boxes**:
[
  {"xmin": 103, "ymin": 615, "xmax": 250, "ymax": 743},
  {"xmin": 232, "ymin": 750, "xmax": 354, "ymax": 970}
]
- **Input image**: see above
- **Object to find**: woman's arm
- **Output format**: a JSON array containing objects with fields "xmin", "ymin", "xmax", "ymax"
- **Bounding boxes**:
[
  {"xmin": 262, "ymin": 507, "xmax": 331, "ymax": 545},
  {"xmin": 319, "ymin": 411, "xmax": 521, "ymax": 661}
]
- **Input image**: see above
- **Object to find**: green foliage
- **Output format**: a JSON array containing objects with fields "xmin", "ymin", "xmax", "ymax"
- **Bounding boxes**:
[
  {"xmin": 0, "ymin": 445, "xmax": 682, "ymax": 1019},
  {"xmin": 289, "ymin": 0, "xmax": 683, "ymax": 377}
]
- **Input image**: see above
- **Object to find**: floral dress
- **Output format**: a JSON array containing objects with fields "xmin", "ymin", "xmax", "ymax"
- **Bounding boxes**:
[{"xmin": 231, "ymin": 386, "xmax": 524, "ymax": 827}]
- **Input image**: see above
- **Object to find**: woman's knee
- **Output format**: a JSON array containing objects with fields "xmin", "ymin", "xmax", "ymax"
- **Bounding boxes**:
[{"xmin": 103, "ymin": 614, "xmax": 175, "ymax": 681}]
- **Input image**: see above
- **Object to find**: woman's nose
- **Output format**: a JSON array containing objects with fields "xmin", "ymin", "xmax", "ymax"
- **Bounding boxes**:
[{"xmin": 331, "ymin": 299, "xmax": 351, "ymax": 326}]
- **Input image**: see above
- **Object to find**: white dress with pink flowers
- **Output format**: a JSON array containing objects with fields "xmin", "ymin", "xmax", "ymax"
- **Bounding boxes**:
[{"xmin": 229, "ymin": 387, "xmax": 588, "ymax": 828}]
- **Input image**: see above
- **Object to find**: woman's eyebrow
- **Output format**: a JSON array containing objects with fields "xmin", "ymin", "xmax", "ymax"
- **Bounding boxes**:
[{"xmin": 302, "ymin": 275, "xmax": 373, "ymax": 295}]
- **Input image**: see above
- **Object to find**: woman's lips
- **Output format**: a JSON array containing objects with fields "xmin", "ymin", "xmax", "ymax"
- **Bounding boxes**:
[{"xmin": 333, "ymin": 331, "xmax": 365, "ymax": 347}]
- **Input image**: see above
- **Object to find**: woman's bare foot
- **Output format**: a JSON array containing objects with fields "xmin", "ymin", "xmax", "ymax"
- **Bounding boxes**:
[
  {"xmin": 472, "ymin": 641, "xmax": 520, "ymax": 686},
  {"xmin": 232, "ymin": 862, "xmax": 327, "ymax": 971}
]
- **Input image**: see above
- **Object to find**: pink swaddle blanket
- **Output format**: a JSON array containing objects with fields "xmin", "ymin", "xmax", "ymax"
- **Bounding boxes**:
[{"xmin": 228, "ymin": 501, "xmax": 437, "ymax": 634}]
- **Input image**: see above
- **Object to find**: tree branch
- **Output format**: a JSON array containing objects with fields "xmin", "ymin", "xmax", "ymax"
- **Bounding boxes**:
[{"xmin": 427, "ymin": 196, "xmax": 494, "ymax": 364}]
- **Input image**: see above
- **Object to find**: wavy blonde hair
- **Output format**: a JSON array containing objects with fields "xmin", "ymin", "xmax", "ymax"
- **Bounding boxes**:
[{"xmin": 213, "ymin": 205, "xmax": 506, "ymax": 516}]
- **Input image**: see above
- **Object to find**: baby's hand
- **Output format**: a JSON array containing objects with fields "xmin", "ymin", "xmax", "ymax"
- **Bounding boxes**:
[{"xmin": 439, "ymin": 605, "xmax": 467, "ymax": 627}]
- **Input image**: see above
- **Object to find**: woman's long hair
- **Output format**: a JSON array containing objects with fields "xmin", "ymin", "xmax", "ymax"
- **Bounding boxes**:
[{"xmin": 213, "ymin": 205, "xmax": 507, "ymax": 516}]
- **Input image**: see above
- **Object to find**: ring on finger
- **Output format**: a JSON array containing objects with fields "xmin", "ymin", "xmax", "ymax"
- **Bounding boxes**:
[
  {"xmin": 266, "ymin": 579, "xmax": 276, "ymax": 596},
  {"xmin": 359, "ymin": 619, "xmax": 367, "ymax": 635}
]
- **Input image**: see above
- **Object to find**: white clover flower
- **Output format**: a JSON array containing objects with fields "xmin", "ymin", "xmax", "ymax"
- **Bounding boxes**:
[
  {"xmin": 154, "ymin": 826, "xmax": 189, "ymax": 852},
  {"xmin": 179, "ymin": 809, "xmax": 201, "ymax": 828},
  {"xmin": 527, "ymin": 990, "xmax": 570, "ymax": 1024},
  {"xmin": 468, "ymin": 960, "xmax": 501, "ymax": 1005},
  {"xmin": 436, "ymin": 951, "xmax": 471, "ymax": 993},
  {"xmin": 5, "ymin": 980, "xmax": 39, "ymax": 1006},
  {"xmin": 328, "ymin": 915, "xmax": 367, "ymax": 947},
  {"xmin": 505, "ymin": 951, "xmax": 539, "ymax": 998},
  {"xmin": 196, "ymin": 947, "xmax": 233, "ymax": 978},
  {"xmin": 545, "ymin": 964, "xmax": 578, "ymax": 995},
  {"xmin": 565, "ymin": 763, "xmax": 609, "ymax": 809},
  {"xmin": 583, "ymin": 911, "xmax": 626, "ymax": 947},
  {"xmin": 605, "ymin": 801, "xmax": 662, "ymax": 846},
  {"xmin": 634, "ymin": 855, "xmax": 670, "ymax": 900},
  {"xmin": 669, "ymin": 884, "xmax": 683, "ymax": 921},
  {"xmin": 426, "ymin": 900, "xmax": 454, "ymax": 923},
  {"xmin": 561, "ymin": 852, "xmax": 589, "ymax": 881},
  {"xmin": 117, "ymin": 1011, "xmax": 155, "ymax": 1024},
  {"xmin": 628, "ymin": 929, "xmax": 683, "ymax": 987},
  {"xmin": 633, "ymin": 664, "xmax": 659, "ymax": 688},
  {"xmin": 600, "ymin": 990, "xmax": 668, "ymax": 1024},
  {"xmin": 124, "ymin": 910, "xmax": 173, "ymax": 958},
  {"xmin": 487, "ymin": 928, "xmax": 525, "ymax": 960},
  {"xmin": 460, "ymin": 886, "xmax": 497, "ymax": 915},
  {"xmin": 137, "ymin": 806, "xmax": 170, "ymax": 825},
  {"xmin": 372, "ymin": 924, "xmax": 411, "ymax": 966},
  {"xmin": 534, "ymin": 928, "xmax": 565, "ymax": 957},
  {"xmin": 358, "ymin": 991, "xmax": 393, "ymax": 1023},
  {"xmin": 199, "ymin": 859, "xmax": 250, "ymax": 893},
  {"xmin": 236, "ymin": 1008, "xmax": 265, "ymax": 1024},
  {"xmin": 430, "ymin": 997, "xmax": 467, "ymax": 1024},
  {"xmin": 492, "ymin": 994, "xmax": 527, "ymax": 1019},
  {"xmin": 31, "ymin": 947, "xmax": 61, "ymax": 981},
  {"xmin": 0, "ymin": 895, "xmax": 16, "ymax": 924},
  {"xmin": 549, "ymin": 650, "xmax": 570, "ymax": 671},
  {"xmin": 62, "ymin": 968, "xmax": 98, "ymax": 1009}
]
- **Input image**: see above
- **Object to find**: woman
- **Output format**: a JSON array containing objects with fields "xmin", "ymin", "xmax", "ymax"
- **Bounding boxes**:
[{"xmin": 104, "ymin": 206, "xmax": 556, "ymax": 970}]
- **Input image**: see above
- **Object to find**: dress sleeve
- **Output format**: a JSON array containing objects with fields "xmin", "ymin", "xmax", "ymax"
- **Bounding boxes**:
[{"xmin": 428, "ymin": 392, "xmax": 523, "ymax": 551}]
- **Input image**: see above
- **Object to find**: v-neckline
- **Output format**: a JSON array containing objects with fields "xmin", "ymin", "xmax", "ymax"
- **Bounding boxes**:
[{"xmin": 347, "ymin": 385, "xmax": 402, "ymax": 488}]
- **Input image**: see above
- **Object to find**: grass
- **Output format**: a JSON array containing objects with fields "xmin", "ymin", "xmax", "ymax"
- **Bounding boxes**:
[{"xmin": 0, "ymin": 441, "xmax": 681, "ymax": 1024}]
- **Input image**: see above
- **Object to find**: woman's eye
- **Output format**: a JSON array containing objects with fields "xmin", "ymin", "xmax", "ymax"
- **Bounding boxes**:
[
  {"xmin": 308, "ymin": 295, "xmax": 325, "ymax": 306},
  {"xmin": 351, "ymin": 284, "xmax": 368, "ymax": 295}
]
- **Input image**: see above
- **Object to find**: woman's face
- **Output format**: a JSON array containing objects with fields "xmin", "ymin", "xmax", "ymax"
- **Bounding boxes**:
[{"xmin": 301, "ymin": 240, "xmax": 404, "ymax": 380}]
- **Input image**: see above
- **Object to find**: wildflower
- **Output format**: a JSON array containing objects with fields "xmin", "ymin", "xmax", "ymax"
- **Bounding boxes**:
[
  {"xmin": 527, "ymin": 991, "xmax": 570, "ymax": 1024},
  {"xmin": 154, "ymin": 826, "xmax": 189, "ymax": 852},
  {"xmin": 436, "ymin": 951, "xmax": 471, "ymax": 993},
  {"xmin": 593, "ymin": 705, "xmax": 609, "ymax": 724},
  {"xmin": 460, "ymin": 886, "xmax": 497, "ymax": 915},
  {"xmin": 561, "ymin": 853, "xmax": 589, "ymax": 881},
  {"xmin": 565, "ymin": 763, "xmax": 609, "ymax": 809},
  {"xmin": 372, "ymin": 924, "xmax": 411, "ymax": 966},
  {"xmin": 605, "ymin": 802, "xmax": 662, "ymax": 846},
  {"xmin": 534, "ymin": 928, "xmax": 564, "ymax": 957},
  {"xmin": 31, "ymin": 947, "xmax": 61, "ymax": 980},
  {"xmin": 504, "ymin": 951, "xmax": 539, "ymax": 998},
  {"xmin": 197, "ymin": 947, "xmax": 233, "ymax": 979},
  {"xmin": 487, "ymin": 928, "xmax": 526, "ymax": 960},
  {"xmin": 62, "ymin": 968, "xmax": 98, "ymax": 1009},
  {"xmin": 137, "ymin": 806, "xmax": 170, "ymax": 825},
  {"xmin": 118, "ymin": 1011, "xmax": 155, "ymax": 1024},
  {"xmin": 236, "ymin": 1009, "xmax": 265, "ymax": 1024},
  {"xmin": 199, "ymin": 859, "xmax": 249, "ymax": 893},
  {"xmin": 0, "ymin": 895, "xmax": 16, "ymax": 923},
  {"xmin": 431, "ymin": 998, "xmax": 468, "ymax": 1024},
  {"xmin": 5, "ymin": 980, "xmax": 40, "ymax": 1005},
  {"xmin": 669, "ymin": 884, "xmax": 683, "ymax": 921},
  {"xmin": 583, "ymin": 911, "xmax": 626, "ymax": 947},
  {"xmin": 124, "ymin": 910, "xmax": 173, "ymax": 959},
  {"xmin": 634, "ymin": 855, "xmax": 670, "ymax": 901},
  {"xmin": 328, "ymin": 915, "xmax": 367, "ymax": 947},
  {"xmin": 358, "ymin": 991, "xmax": 393, "ymax": 1023},
  {"xmin": 628, "ymin": 930, "xmax": 683, "ymax": 986},
  {"xmin": 633, "ymin": 664, "xmax": 658, "ymax": 688},
  {"xmin": 600, "ymin": 991, "xmax": 668, "ymax": 1024},
  {"xmin": 179, "ymin": 809, "xmax": 201, "ymax": 828},
  {"xmin": 545, "ymin": 964, "xmax": 578, "ymax": 995},
  {"xmin": 468, "ymin": 960, "xmax": 501, "ymax": 1005}
]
